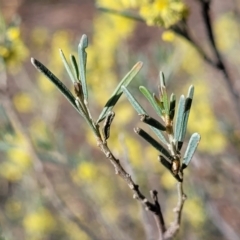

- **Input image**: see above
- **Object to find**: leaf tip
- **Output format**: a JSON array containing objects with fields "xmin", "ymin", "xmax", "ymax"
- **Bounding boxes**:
[
  {"xmin": 134, "ymin": 127, "xmax": 140, "ymax": 134},
  {"xmin": 159, "ymin": 71, "xmax": 166, "ymax": 86},
  {"xmin": 30, "ymin": 57, "xmax": 36, "ymax": 65},
  {"xmin": 188, "ymin": 85, "xmax": 195, "ymax": 98},
  {"xmin": 80, "ymin": 34, "xmax": 88, "ymax": 49}
]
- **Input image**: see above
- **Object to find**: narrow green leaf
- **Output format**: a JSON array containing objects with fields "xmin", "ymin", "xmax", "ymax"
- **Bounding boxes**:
[
  {"xmin": 31, "ymin": 58, "xmax": 83, "ymax": 117},
  {"xmin": 78, "ymin": 34, "xmax": 88, "ymax": 102},
  {"xmin": 159, "ymin": 71, "xmax": 169, "ymax": 114},
  {"xmin": 140, "ymin": 115, "xmax": 166, "ymax": 131},
  {"xmin": 134, "ymin": 127, "xmax": 171, "ymax": 159},
  {"xmin": 152, "ymin": 127, "xmax": 168, "ymax": 145},
  {"xmin": 121, "ymin": 86, "xmax": 145, "ymax": 114},
  {"xmin": 182, "ymin": 133, "xmax": 200, "ymax": 168},
  {"xmin": 59, "ymin": 49, "xmax": 76, "ymax": 84},
  {"xmin": 169, "ymin": 93, "xmax": 176, "ymax": 120},
  {"xmin": 122, "ymin": 86, "xmax": 168, "ymax": 145},
  {"xmin": 70, "ymin": 54, "xmax": 79, "ymax": 80},
  {"xmin": 97, "ymin": 61, "xmax": 143, "ymax": 123},
  {"xmin": 159, "ymin": 71, "xmax": 166, "ymax": 87},
  {"xmin": 174, "ymin": 95, "xmax": 185, "ymax": 142},
  {"xmin": 158, "ymin": 155, "xmax": 172, "ymax": 170},
  {"xmin": 179, "ymin": 85, "xmax": 194, "ymax": 143},
  {"xmin": 139, "ymin": 86, "xmax": 162, "ymax": 116}
]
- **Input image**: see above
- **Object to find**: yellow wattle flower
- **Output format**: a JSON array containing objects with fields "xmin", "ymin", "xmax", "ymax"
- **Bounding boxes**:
[{"xmin": 139, "ymin": 0, "xmax": 188, "ymax": 28}]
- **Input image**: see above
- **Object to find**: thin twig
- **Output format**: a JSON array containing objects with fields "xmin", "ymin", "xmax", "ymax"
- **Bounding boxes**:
[
  {"xmin": 150, "ymin": 190, "xmax": 166, "ymax": 240},
  {"xmin": 96, "ymin": 137, "xmax": 166, "ymax": 240},
  {"xmin": 163, "ymin": 182, "xmax": 186, "ymax": 239}
]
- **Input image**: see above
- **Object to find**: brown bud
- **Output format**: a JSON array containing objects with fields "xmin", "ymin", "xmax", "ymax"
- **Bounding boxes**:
[{"xmin": 74, "ymin": 82, "xmax": 83, "ymax": 98}]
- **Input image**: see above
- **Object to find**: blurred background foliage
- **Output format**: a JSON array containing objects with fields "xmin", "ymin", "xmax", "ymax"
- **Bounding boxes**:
[{"xmin": 0, "ymin": 0, "xmax": 240, "ymax": 240}]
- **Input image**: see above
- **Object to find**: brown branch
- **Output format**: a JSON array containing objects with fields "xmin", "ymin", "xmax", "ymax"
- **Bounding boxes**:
[
  {"xmin": 196, "ymin": 0, "xmax": 240, "ymax": 121},
  {"xmin": 170, "ymin": 21, "xmax": 216, "ymax": 68},
  {"xmin": 150, "ymin": 190, "xmax": 166, "ymax": 239},
  {"xmin": 96, "ymin": 137, "xmax": 166, "ymax": 240},
  {"xmin": 163, "ymin": 182, "xmax": 186, "ymax": 239}
]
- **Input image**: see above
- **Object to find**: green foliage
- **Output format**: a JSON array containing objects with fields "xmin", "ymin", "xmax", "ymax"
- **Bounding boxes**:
[
  {"xmin": 32, "ymin": 35, "xmax": 200, "ymax": 182},
  {"xmin": 123, "ymin": 71, "xmax": 200, "ymax": 180}
]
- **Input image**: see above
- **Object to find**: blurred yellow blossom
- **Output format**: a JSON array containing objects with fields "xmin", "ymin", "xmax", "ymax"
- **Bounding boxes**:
[
  {"xmin": 184, "ymin": 197, "xmax": 205, "ymax": 228},
  {"xmin": 162, "ymin": 30, "xmax": 175, "ymax": 42},
  {"xmin": 215, "ymin": 12, "xmax": 240, "ymax": 52},
  {"xmin": 161, "ymin": 170, "xmax": 176, "ymax": 190},
  {"xmin": 7, "ymin": 148, "xmax": 32, "ymax": 170},
  {"xmin": 35, "ymin": 30, "xmax": 72, "ymax": 95},
  {"xmin": 6, "ymin": 27, "xmax": 20, "ymax": 41},
  {"xmin": 0, "ymin": 46, "xmax": 10, "ymax": 58},
  {"xmin": 23, "ymin": 208, "xmax": 56, "ymax": 234},
  {"xmin": 1, "ymin": 24, "xmax": 29, "ymax": 69},
  {"xmin": 30, "ymin": 118, "xmax": 49, "ymax": 142},
  {"xmin": 139, "ymin": 0, "xmax": 188, "ymax": 28},
  {"xmin": 64, "ymin": 221, "xmax": 90, "ymax": 240},
  {"xmin": 176, "ymin": 39, "xmax": 203, "ymax": 75},
  {"xmin": 4, "ymin": 39, "xmax": 29, "ymax": 69},
  {"xmin": 1, "ymin": 133, "xmax": 32, "ymax": 181},
  {"xmin": 114, "ymin": 102, "xmax": 134, "ymax": 125},
  {"xmin": 87, "ymin": 5, "xmax": 136, "ymax": 108},
  {"xmin": 13, "ymin": 92, "xmax": 34, "ymax": 113},
  {"xmin": 31, "ymin": 27, "xmax": 49, "ymax": 47},
  {"xmin": 71, "ymin": 161, "xmax": 97, "ymax": 183},
  {"xmin": 0, "ymin": 162, "xmax": 23, "ymax": 182},
  {"xmin": 37, "ymin": 74, "xmax": 56, "ymax": 94}
]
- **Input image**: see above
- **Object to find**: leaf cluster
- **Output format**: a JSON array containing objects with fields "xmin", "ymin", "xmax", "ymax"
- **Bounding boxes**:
[{"xmin": 31, "ymin": 34, "xmax": 200, "ymax": 182}]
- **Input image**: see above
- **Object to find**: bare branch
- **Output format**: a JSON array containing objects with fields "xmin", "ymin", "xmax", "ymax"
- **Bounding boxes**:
[
  {"xmin": 196, "ymin": 0, "xmax": 240, "ymax": 121},
  {"xmin": 163, "ymin": 182, "xmax": 186, "ymax": 239}
]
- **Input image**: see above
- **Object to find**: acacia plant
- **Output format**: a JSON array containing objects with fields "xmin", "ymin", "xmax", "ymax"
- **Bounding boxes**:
[{"xmin": 31, "ymin": 34, "xmax": 200, "ymax": 240}]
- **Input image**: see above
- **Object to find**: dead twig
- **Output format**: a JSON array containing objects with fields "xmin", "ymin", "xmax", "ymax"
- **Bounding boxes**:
[{"xmin": 163, "ymin": 182, "xmax": 187, "ymax": 239}]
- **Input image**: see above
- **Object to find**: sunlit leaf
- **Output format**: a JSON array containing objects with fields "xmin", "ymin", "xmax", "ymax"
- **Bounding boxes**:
[
  {"xmin": 121, "ymin": 86, "xmax": 145, "ymax": 114},
  {"xmin": 139, "ymin": 86, "xmax": 162, "ymax": 116},
  {"xmin": 78, "ymin": 34, "xmax": 88, "ymax": 102},
  {"xmin": 97, "ymin": 61, "xmax": 143, "ymax": 123},
  {"xmin": 182, "ymin": 133, "xmax": 201, "ymax": 169},
  {"xmin": 159, "ymin": 71, "xmax": 169, "ymax": 114},
  {"xmin": 179, "ymin": 85, "xmax": 194, "ymax": 143},
  {"xmin": 59, "ymin": 49, "xmax": 76, "ymax": 84},
  {"xmin": 174, "ymin": 95, "xmax": 185, "ymax": 142},
  {"xmin": 122, "ymin": 86, "xmax": 168, "ymax": 145},
  {"xmin": 70, "ymin": 54, "xmax": 79, "ymax": 80}
]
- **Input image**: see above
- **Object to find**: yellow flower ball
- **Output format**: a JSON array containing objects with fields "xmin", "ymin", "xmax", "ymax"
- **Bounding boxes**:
[{"xmin": 13, "ymin": 92, "xmax": 34, "ymax": 113}]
